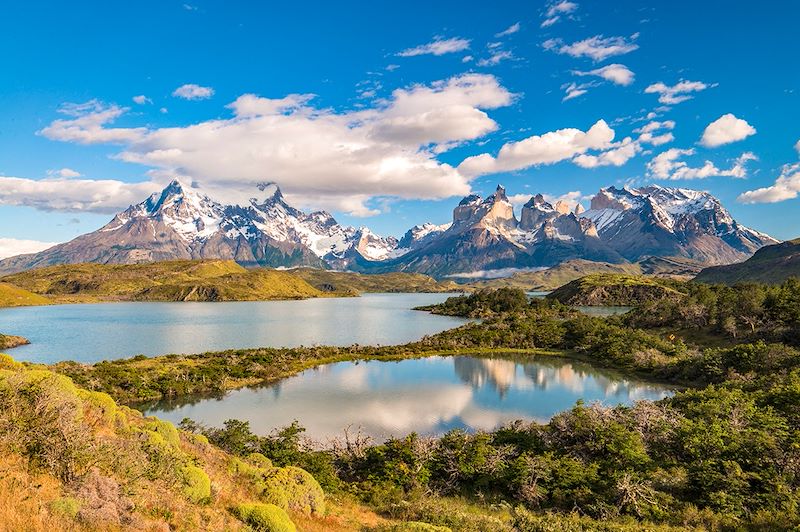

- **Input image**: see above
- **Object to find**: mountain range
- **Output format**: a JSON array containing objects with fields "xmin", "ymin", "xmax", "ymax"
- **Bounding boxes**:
[{"xmin": 0, "ymin": 180, "xmax": 778, "ymax": 277}]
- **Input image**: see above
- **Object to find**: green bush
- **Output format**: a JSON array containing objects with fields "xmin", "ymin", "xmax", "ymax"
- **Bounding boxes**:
[
  {"xmin": 181, "ymin": 464, "xmax": 211, "ymax": 503},
  {"xmin": 232, "ymin": 503, "xmax": 296, "ymax": 532},
  {"xmin": 375, "ymin": 522, "xmax": 452, "ymax": 532},
  {"xmin": 261, "ymin": 466, "xmax": 325, "ymax": 516}
]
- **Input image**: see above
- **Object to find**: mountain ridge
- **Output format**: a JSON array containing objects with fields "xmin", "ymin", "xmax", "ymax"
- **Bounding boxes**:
[{"xmin": 0, "ymin": 180, "xmax": 778, "ymax": 276}]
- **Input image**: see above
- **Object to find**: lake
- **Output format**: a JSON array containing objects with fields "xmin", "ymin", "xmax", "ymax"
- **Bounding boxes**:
[
  {"xmin": 144, "ymin": 354, "xmax": 674, "ymax": 443},
  {"xmin": 0, "ymin": 293, "xmax": 469, "ymax": 364}
]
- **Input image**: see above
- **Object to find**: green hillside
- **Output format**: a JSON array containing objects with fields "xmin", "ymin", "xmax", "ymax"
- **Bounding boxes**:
[
  {"xmin": 0, "ymin": 260, "xmax": 324, "ymax": 304},
  {"xmin": 291, "ymin": 268, "xmax": 461, "ymax": 294},
  {"xmin": 695, "ymin": 238, "xmax": 800, "ymax": 285},
  {"xmin": 0, "ymin": 282, "xmax": 52, "ymax": 307},
  {"xmin": 546, "ymin": 273, "xmax": 687, "ymax": 306}
]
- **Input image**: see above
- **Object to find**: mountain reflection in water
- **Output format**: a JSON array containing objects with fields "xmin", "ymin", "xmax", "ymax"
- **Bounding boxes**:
[{"xmin": 144, "ymin": 355, "xmax": 673, "ymax": 443}]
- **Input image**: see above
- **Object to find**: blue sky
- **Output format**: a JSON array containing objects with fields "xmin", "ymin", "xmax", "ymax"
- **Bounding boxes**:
[{"xmin": 1, "ymin": 0, "xmax": 799, "ymax": 257}]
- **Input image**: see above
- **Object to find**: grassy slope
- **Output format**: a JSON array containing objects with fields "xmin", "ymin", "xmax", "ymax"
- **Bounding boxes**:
[
  {"xmin": 694, "ymin": 237, "xmax": 800, "ymax": 285},
  {"xmin": 0, "ymin": 260, "xmax": 324, "ymax": 304},
  {"xmin": 0, "ymin": 354, "xmax": 389, "ymax": 531},
  {"xmin": 0, "ymin": 282, "xmax": 51, "ymax": 306},
  {"xmin": 547, "ymin": 273, "xmax": 686, "ymax": 306},
  {"xmin": 291, "ymin": 268, "xmax": 462, "ymax": 294}
]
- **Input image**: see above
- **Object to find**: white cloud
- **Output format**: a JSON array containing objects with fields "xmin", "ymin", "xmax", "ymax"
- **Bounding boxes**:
[
  {"xmin": 0, "ymin": 176, "xmax": 160, "ymax": 213},
  {"xmin": 739, "ymin": 144, "xmax": 800, "ymax": 203},
  {"xmin": 634, "ymin": 120, "xmax": 675, "ymax": 146},
  {"xmin": 397, "ymin": 37, "xmax": 470, "ymax": 57},
  {"xmin": 644, "ymin": 80, "xmax": 712, "ymax": 105},
  {"xmin": 699, "ymin": 113, "xmax": 756, "ymax": 147},
  {"xmin": 495, "ymin": 22, "xmax": 520, "ymax": 37},
  {"xmin": 541, "ymin": 1, "xmax": 578, "ymax": 27},
  {"xmin": 477, "ymin": 50, "xmax": 513, "ymax": 67},
  {"xmin": 573, "ymin": 138, "xmax": 640, "ymax": 168},
  {"xmin": 46, "ymin": 168, "xmax": 82, "ymax": 178},
  {"xmin": 172, "ymin": 83, "xmax": 214, "ymax": 100},
  {"xmin": 543, "ymin": 34, "xmax": 638, "ymax": 61},
  {"xmin": 574, "ymin": 63, "xmax": 634, "ymax": 86},
  {"xmin": 132, "ymin": 95, "xmax": 152, "ymax": 105},
  {"xmin": 458, "ymin": 120, "xmax": 615, "ymax": 177},
  {"xmin": 738, "ymin": 163, "xmax": 800, "ymax": 203},
  {"xmin": 647, "ymin": 148, "xmax": 756, "ymax": 180},
  {"xmin": 461, "ymin": 55, "xmax": 474, "ymax": 63},
  {"xmin": 41, "ymin": 74, "xmax": 515, "ymax": 215},
  {"xmin": 0, "ymin": 238, "xmax": 60, "ymax": 260},
  {"xmin": 38, "ymin": 100, "xmax": 146, "ymax": 145},
  {"xmin": 562, "ymin": 82, "xmax": 594, "ymax": 101}
]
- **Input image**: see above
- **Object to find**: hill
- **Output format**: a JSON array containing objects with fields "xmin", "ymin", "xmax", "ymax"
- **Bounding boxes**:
[
  {"xmin": 0, "ymin": 354, "xmax": 398, "ymax": 531},
  {"xmin": 291, "ymin": 268, "xmax": 461, "ymax": 294},
  {"xmin": 694, "ymin": 238, "xmax": 800, "ymax": 285},
  {"xmin": 0, "ymin": 260, "xmax": 323, "ymax": 304},
  {"xmin": 466, "ymin": 260, "xmax": 642, "ymax": 291},
  {"xmin": 546, "ymin": 273, "xmax": 686, "ymax": 306},
  {"xmin": 0, "ymin": 282, "xmax": 51, "ymax": 307}
]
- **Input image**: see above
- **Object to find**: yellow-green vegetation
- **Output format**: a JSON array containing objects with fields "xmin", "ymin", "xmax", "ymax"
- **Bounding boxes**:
[
  {"xmin": 232, "ymin": 503, "xmax": 296, "ymax": 532},
  {"xmin": 0, "ymin": 333, "xmax": 30, "ymax": 350},
  {"xmin": 291, "ymin": 268, "xmax": 462, "ymax": 295},
  {"xmin": 467, "ymin": 259, "xmax": 643, "ymax": 291},
  {"xmin": 0, "ymin": 357, "xmax": 349, "ymax": 530},
  {"xmin": 0, "ymin": 281, "xmax": 51, "ymax": 306},
  {"xmin": 546, "ymin": 273, "xmax": 686, "ymax": 306},
  {"xmin": 0, "ymin": 259, "xmax": 324, "ymax": 304}
]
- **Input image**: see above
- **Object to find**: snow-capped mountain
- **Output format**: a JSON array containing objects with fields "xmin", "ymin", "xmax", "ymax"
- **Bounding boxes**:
[
  {"xmin": 0, "ymin": 181, "xmax": 777, "ymax": 277},
  {"xmin": 0, "ymin": 180, "xmax": 397, "ymax": 274},
  {"xmin": 581, "ymin": 185, "xmax": 777, "ymax": 264}
]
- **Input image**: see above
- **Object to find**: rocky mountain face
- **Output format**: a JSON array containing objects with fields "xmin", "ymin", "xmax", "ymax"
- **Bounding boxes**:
[
  {"xmin": 0, "ymin": 181, "xmax": 777, "ymax": 277},
  {"xmin": 581, "ymin": 186, "xmax": 776, "ymax": 264}
]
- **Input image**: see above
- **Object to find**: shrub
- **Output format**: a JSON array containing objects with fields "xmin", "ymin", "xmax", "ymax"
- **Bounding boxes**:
[
  {"xmin": 182, "ymin": 464, "xmax": 211, "ymax": 503},
  {"xmin": 232, "ymin": 503, "xmax": 296, "ymax": 532},
  {"xmin": 261, "ymin": 466, "xmax": 325, "ymax": 516},
  {"xmin": 375, "ymin": 522, "xmax": 452, "ymax": 532},
  {"xmin": 144, "ymin": 417, "xmax": 181, "ymax": 447}
]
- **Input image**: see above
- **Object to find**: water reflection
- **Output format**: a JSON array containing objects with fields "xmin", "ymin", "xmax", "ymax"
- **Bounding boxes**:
[{"xmin": 145, "ymin": 355, "xmax": 673, "ymax": 443}]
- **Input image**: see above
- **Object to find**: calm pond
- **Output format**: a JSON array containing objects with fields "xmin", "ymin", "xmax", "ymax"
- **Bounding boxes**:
[
  {"xmin": 0, "ymin": 293, "xmax": 469, "ymax": 364},
  {"xmin": 144, "ymin": 354, "xmax": 673, "ymax": 443}
]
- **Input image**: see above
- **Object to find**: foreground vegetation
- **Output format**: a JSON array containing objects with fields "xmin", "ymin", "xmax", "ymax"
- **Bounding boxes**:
[{"xmin": 6, "ymin": 274, "xmax": 800, "ymax": 529}]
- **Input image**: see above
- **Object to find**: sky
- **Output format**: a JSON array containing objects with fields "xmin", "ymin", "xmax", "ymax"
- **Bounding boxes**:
[{"xmin": 1, "ymin": 0, "xmax": 799, "ymax": 258}]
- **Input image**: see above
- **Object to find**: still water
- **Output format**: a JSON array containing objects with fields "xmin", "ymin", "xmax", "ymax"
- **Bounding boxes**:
[
  {"xmin": 144, "ymin": 354, "xmax": 673, "ymax": 443},
  {"xmin": 0, "ymin": 293, "xmax": 469, "ymax": 364}
]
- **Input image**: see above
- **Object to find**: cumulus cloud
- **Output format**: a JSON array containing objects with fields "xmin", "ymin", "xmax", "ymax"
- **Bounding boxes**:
[
  {"xmin": 541, "ymin": 1, "xmax": 578, "ymax": 27},
  {"xmin": 397, "ymin": 37, "xmax": 470, "ymax": 57},
  {"xmin": 573, "ymin": 138, "xmax": 640, "ymax": 168},
  {"xmin": 739, "ymin": 144, "xmax": 800, "ymax": 203},
  {"xmin": 132, "ymin": 95, "xmax": 152, "ymax": 105},
  {"xmin": 634, "ymin": 120, "xmax": 675, "ymax": 146},
  {"xmin": 0, "ymin": 176, "xmax": 160, "ymax": 213},
  {"xmin": 647, "ymin": 148, "xmax": 756, "ymax": 180},
  {"xmin": 495, "ymin": 22, "xmax": 520, "ymax": 37},
  {"xmin": 543, "ymin": 34, "xmax": 638, "ymax": 61},
  {"xmin": 41, "ymin": 74, "xmax": 515, "ymax": 215},
  {"xmin": 699, "ymin": 113, "xmax": 756, "ymax": 147},
  {"xmin": 574, "ymin": 63, "xmax": 634, "ymax": 86},
  {"xmin": 644, "ymin": 80, "xmax": 712, "ymax": 105},
  {"xmin": 172, "ymin": 83, "xmax": 214, "ymax": 100},
  {"xmin": 38, "ymin": 100, "xmax": 146, "ymax": 145},
  {"xmin": 458, "ymin": 120, "xmax": 615, "ymax": 177},
  {"xmin": 0, "ymin": 238, "xmax": 60, "ymax": 260}
]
